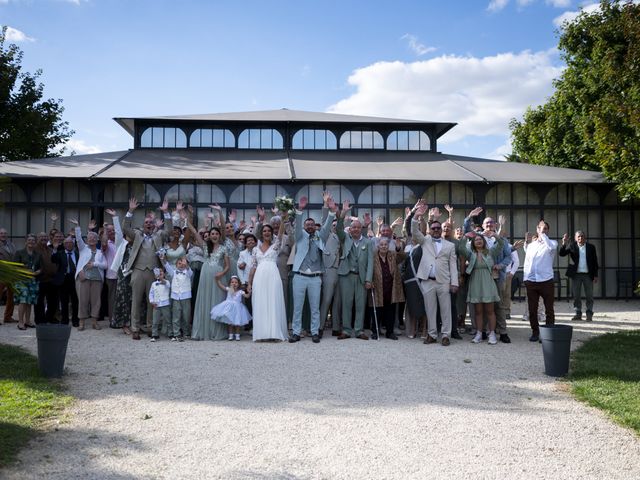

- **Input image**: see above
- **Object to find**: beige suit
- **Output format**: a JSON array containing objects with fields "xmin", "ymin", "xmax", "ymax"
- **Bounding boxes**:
[{"xmin": 411, "ymin": 219, "xmax": 458, "ymax": 340}]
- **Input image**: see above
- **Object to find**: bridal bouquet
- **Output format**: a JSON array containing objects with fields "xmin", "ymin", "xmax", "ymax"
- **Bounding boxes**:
[{"xmin": 274, "ymin": 195, "xmax": 295, "ymax": 216}]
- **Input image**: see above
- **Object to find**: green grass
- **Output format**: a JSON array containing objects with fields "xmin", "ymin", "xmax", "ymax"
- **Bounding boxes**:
[
  {"xmin": 570, "ymin": 330, "xmax": 640, "ymax": 435},
  {"xmin": 0, "ymin": 343, "xmax": 72, "ymax": 467}
]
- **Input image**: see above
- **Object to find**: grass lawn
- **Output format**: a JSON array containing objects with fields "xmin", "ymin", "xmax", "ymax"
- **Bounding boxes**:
[
  {"xmin": 0, "ymin": 343, "xmax": 72, "ymax": 467},
  {"xmin": 570, "ymin": 330, "xmax": 640, "ymax": 435}
]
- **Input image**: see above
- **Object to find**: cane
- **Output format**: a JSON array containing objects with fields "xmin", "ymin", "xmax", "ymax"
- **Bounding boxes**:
[{"xmin": 370, "ymin": 288, "xmax": 380, "ymax": 341}]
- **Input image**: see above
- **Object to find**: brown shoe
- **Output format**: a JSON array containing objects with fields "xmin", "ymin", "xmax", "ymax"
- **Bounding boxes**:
[
  {"xmin": 132, "ymin": 332, "xmax": 141, "ymax": 340},
  {"xmin": 356, "ymin": 333, "xmax": 369, "ymax": 340},
  {"xmin": 337, "ymin": 333, "xmax": 351, "ymax": 340},
  {"xmin": 78, "ymin": 320, "xmax": 85, "ymax": 331},
  {"xmin": 423, "ymin": 336, "xmax": 437, "ymax": 344},
  {"xmin": 92, "ymin": 320, "xmax": 102, "ymax": 330},
  {"xmin": 441, "ymin": 337, "xmax": 450, "ymax": 346}
]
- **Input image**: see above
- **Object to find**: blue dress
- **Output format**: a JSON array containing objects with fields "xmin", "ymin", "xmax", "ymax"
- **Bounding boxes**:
[{"xmin": 211, "ymin": 288, "xmax": 252, "ymax": 326}]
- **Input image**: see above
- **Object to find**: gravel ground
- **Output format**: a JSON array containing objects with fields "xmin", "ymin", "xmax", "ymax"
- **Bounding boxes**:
[{"xmin": 1, "ymin": 299, "xmax": 639, "ymax": 480}]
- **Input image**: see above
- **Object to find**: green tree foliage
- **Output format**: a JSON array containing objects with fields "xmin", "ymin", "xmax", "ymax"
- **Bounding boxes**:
[
  {"xmin": 510, "ymin": 1, "xmax": 640, "ymax": 200},
  {"xmin": 0, "ymin": 27, "xmax": 73, "ymax": 162}
]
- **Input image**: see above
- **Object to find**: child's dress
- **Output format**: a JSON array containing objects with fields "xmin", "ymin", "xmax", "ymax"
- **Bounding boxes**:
[{"xmin": 210, "ymin": 288, "xmax": 252, "ymax": 326}]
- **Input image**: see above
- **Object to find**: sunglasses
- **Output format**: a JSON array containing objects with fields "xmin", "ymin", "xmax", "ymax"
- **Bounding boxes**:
[{"xmin": 430, "ymin": 226, "xmax": 442, "ymax": 231}]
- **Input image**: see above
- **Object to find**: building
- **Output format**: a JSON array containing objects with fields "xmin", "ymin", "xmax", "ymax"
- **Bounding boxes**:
[{"xmin": 0, "ymin": 109, "xmax": 637, "ymax": 298}]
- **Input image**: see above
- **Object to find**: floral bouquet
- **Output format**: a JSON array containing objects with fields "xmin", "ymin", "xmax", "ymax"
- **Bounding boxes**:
[
  {"xmin": 156, "ymin": 246, "xmax": 167, "ymax": 259},
  {"xmin": 274, "ymin": 195, "xmax": 295, "ymax": 216}
]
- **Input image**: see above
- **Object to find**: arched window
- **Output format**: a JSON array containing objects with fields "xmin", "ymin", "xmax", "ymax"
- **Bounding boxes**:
[
  {"xmin": 189, "ymin": 129, "xmax": 235, "ymax": 148},
  {"xmin": 485, "ymin": 183, "xmax": 539, "ymax": 205},
  {"xmin": 387, "ymin": 131, "xmax": 430, "ymax": 151},
  {"xmin": 0, "ymin": 183, "xmax": 26, "ymax": 203},
  {"xmin": 238, "ymin": 129, "xmax": 283, "ymax": 149},
  {"xmin": 140, "ymin": 127, "xmax": 187, "ymax": 148},
  {"xmin": 292, "ymin": 129, "xmax": 337, "ymax": 150},
  {"xmin": 63, "ymin": 180, "xmax": 91, "ymax": 202},
  {"xmin": 358, "ymin": 183, "xmax": 388, "ymax": 204},
  {"xmin": 339, "ymin": 131, "xmax": 384, "ymax": 149},
  {"xmin": 196, "ymin": 182, "xmax": 226, "ymax": 204},
  {"xmin": 166, "ymin": 182, "xmax": 195, "ymax": 203},
  {"xmin": 32, "ymin": 179, "xmax": 62, "ymax": 202}
]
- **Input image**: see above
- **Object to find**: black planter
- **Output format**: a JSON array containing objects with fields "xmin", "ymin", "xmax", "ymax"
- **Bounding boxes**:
[
  {"xmin": 540, "ymin": 324, "xmax": 573, "ymax": 377},
  {"xmin": 36, "ymin": 324, "xmax": 71, "ymax": 378}
]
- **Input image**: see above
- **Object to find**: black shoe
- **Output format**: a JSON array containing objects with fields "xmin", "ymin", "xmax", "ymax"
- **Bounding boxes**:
[
  {"xmin": 505, "ymin": 314, "xmax": 511, "ymax": 320},
  {"xmin": 481, "ymin": 331, "xmax": 487, "ymax": 340},
  {"xmin": 312, "ymin": 334, "xmax": 320, "ymax": 343},
  {"xmin": 318, "ymin": 329, "xmax": 324, "ymax": 339},
  {"xmin": 332, "ymin": 330, "xmax": 341, "ymax": 337},
  {"xmin": 529, "ymin": 334, "xmax": 540, "ymax": 342},
  {"xmin": 499, "ymin": 333, "xmax": 511, "ymax": 344},
  {"xmin": 451, "ymin": 330, "xmax": 463, "ymax": 340},
  {"xmin": 289, "ymin": 334, "xmax": 301, "ymax": 343},
  {"xmin": 386, "ymin": 333, "xmax": 398, "ymax": 340},
  {"xmin": 370, "ymin": 333, "xmax": 379, "ymax": 340}
]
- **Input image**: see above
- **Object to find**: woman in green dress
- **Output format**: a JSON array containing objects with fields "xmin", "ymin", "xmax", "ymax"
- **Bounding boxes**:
[{"xmin": 460, "ymin": 232, "xmax": 504, "ymax": 345}]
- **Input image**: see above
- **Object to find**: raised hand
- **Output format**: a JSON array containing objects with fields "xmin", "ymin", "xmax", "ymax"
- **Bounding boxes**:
[
  {"xmin": 155, "ymin": 218, "xmax": 164, "ymax": 229},
  {"xmin": 391, "ymin": 216, "xmax": 403, "ymax": 228},
  {"xmin": 405, "ymin": 207, "xmax": 411, "ymax": 218},
  {"xmin": 444, "ymin": 204, "xmax": 454, "ymax": 215},
  {"xmin": 428, "ymin": 207, "xmax": 441, "ymax": 220},
  {"xmin": 129, "ymin": 197, "xmax": 139, "ymax": 212},
  {"xmin": 207, "ymin": 212, "xmax": 215, "ymax": 220},
  {"xmin": 376, "ymin": 215, "xmax": 384, "ymax": 226},
  {"xmin": 415, "ymin": 204, "xmax": 428, "ymax": 217},
  {"xmin": 160, "ymin": 197, "xmax": 169, "ymax": 212},
  {"xmin": 341, "ymin": 200, "xmax": 351, "ymax": 218},
  {"xmin": 562, "ymin": 233, "xmax": 569, "ymax": 245},
  {"xmin": 88, "ymin": 219, "xmax": 97, "ymax": 231},
  {"xmin": 50, "ymin": 212, "xmax": 58, "ymax": 222},
  {"xmin": 271, "ymin": 206, "xmax": 279, "ymax": 214},
  {"xmin": 362, "ymin": 212, "xmax": 372, "ymax": 227},
  {"xmin": 322, "ymin": 190, "xmax": 331, "ymax": 206},
  {"xmin": 68, "ymin": 218, "xmax": 79, "ymax": 226},
  {"xmin": 525, "ymin": 232, "xmax": 532, "ymax": 243},
  {"xmin": 512, "ymin": 239, "xmax": 525, "ymax": 250},
  {"xmin": 239, "ymin": 220, "xmax": 247, "ymax": 230},
  {"xmin": 256, "ymin": 205, "xmax": 265, "ymax": 221},
  {"xmin": 176, "ymin": 201, "xmax": 184, "ymax": 212},
  {"xmin": 327, "ymin": 196, "xmax": 338, "ymax": 213},
  {"xmin": 298, "ymin": 196, "xmax": 308, "ymax": 211},
  {"xmin": 469, "ymin": 206, "xmax": 483, "ymax": 218},
  {"xmin": 250, "ymin": 215, "xmax": 257, "ymax": 225},
  {"xmin": 208, "ymin": 204, "xmax": 222, "ymax": 211},
  {"xmin": 498, "ymin": 214, "xmax": 507, "ymax": 226},
  {"xmin": 179, "ymin": 209, "xmax": 188, "ymax": 220},
  {"xmin": 105, "ymin": 208, "xmax": 117, "ymax": 217},
  {"xmin": 228, "ymin": 209, "xmax": 237, "ymax": 223}
]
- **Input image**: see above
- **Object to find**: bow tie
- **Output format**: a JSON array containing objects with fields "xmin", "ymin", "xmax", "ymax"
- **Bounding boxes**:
[
  {"xmin": 433, "ymin": 239, "xmax": 441, "ymax": 243},
  {"xmin": 176, "ymin": 271, "xmax": 186, "ymax": 275}
]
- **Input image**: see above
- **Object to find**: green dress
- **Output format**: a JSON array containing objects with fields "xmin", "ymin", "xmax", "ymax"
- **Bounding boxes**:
[{"xmin": 461, "ymin": 238, "xmax": 504, "ymax": 304}]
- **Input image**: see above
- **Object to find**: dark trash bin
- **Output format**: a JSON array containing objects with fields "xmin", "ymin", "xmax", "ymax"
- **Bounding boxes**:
[
  {"xmin": 540, "ymin": 324, "xmax": 573, "ymax": 377},
  {"xmin": 36, "ymin": 324, "xmax": 71, "ymax": 378}
]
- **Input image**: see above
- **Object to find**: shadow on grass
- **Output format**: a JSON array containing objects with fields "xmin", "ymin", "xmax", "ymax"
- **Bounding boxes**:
[
  {"xmin": 0, "ymin": 343, "xmax": 72, "ymax": 468},
  {"xmin": 569, "ymin": 330, "xmax": 640, "ymax": 434}
]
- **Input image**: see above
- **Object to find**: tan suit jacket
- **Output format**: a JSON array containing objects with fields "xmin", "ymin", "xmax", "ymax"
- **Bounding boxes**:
[{"xmin": 411, "ymin": 220, "xmax": 458, "ymax": 286}]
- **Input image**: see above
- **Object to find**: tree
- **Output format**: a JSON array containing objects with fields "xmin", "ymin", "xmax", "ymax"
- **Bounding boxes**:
[
  {"xmin": 0, "ymin": 27, "xmax": 74, "ymax": 162},
  {"xmin": 509, "ymin": 1, "xmax": 640, "ymax": 200}
]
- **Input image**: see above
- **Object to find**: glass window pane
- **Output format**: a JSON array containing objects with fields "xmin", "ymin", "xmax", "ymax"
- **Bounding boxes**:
[
  {"xmin": 358, "ymin": 186, "xmax": 372, "ymax": 204},
  {"xmin": 273, "ymin": 130, "xmax": 283, "ymax": 149},
  {"xmin": 304, "ymin": 130, "xmax": 314, "ymax": 149},
  {"xmin": 618, "ymin": 211, "xmax": 631, "ymax": 237},
  {"xmin": 145, "ymin": 184, "xmax": 161, "ymax": 204},
  {"xmin": 244, "ymin": 183, "xmax": 259, "ymax": 203},
  {"xmin": 398, "ymin": 131, "xmax": 409, "ymax": 150},
  {"xmin": 362, "ymin": 131, "xmax": 373, "ymax": 149},
  {"xmin": 230, "ymin": 185, "xmax": 243, "ymax": 203},
  {"xmin": 372, "ymin": 184, "xmax": 386, "ymax": 203},
  {"xmin": 176, "ymin": 129, "xmax": 186, "ymax": 148},
  {"xmin": 326, "ymin": 132, "xmax": 337, "ymax": 150},
  {"xmin": 261, "ymin": 129, "xmax": 272, "ymax": 149},
  {"xmin": 238, "ymin": 130, "xmax": 249, "ymax": 148},
  {"xmin": 389, "ymin": 184, "xmax": 404, "ymax": 204},
  {"xmin": 224, "ymin": 130, "xmax": 234, "ymax": 147},
  {"xmin": 140, "ymin": 128, "xmax": 152, "ymax": 147},
  {"xmin": 308, "ymin": 183, "xmax": 324, "ymax": 204},
  {"xmin": 451, "ymin": 183, "xmax": 472, "ymax": 205},
  {"xmin": 419, "ymin": 132, "xmax": 429, "ymax": 150},
  {"xmin": 152, "ymin": 127, "xmax": 163, "ymax": 148},
  {"xmin": 292, "ymin": 131, "xmax": 303, "ymax": 149},
  {"xmin": 315, "ymin": 130, "xmax": 326, "ymax": 149},
  {"xmin": 339, "ymin": 133, "xmax": 350, "ymax": 149},
  {"xmin": 165, "ymin": 128, "xmax": 176, "ymax": 148},
  {"xmin": 351, "ymin": 131, "xmax": 362, "ymax": 149},
  {"xmin": 408, "ymin": 131, "xmax": 419, "ymax": 151},
  {"xmin": 202, "ymin": 129, "xmax": 213, "ymax": 147},
  {"xmin": 387, "ymin": 132, "xmax": 397, "ymax": 150},
  {"xmin": 197, "ymin": 183, "xmax": 211, "ymax": 203}
]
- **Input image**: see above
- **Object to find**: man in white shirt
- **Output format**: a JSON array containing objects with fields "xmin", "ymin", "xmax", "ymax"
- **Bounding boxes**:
[{"xmin": 522, "ymin": 220, "xmax": 558, "ymax": 342}]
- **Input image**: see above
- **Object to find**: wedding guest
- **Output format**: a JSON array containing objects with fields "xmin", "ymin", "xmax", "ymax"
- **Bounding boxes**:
[
  {"xmin": 106, "ymin": 209, "xmax": 133, "ymax": 334},
  {"xmin": 34, "ymin": 231, "xmax": 58, "ymax": 324},
  {"xmin": 58, "ymin": 236, "xmax": 79, "ymax": 327},
  {"xmin": 163, "ymin": 254, "xmax": 193, "ymax": 340},
  {"xmin": 559, "ymin": 230, "xmax": 599, "ymax": 322},
  {"xmin": 14, "ymin": 234, "xmax": 41, "ymax": 330},
  {"xmin": 211, "ymin": 275, "xmax": 252, "ymax": 341},
  {"xmin": 148, "ymin": 267, "xmax": 172, "ymax": 342},
  {"xmin": 101, "ymin": 221, "xmax": 118, "ymax": 325},
  {"xmin": 0, "ymin": 228, "xmax": 17, "ymax": 324}
]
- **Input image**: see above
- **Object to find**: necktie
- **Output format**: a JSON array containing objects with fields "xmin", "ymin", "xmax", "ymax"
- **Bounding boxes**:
[{"xmin": 67, "ymin": 252, "xmax": 75, "ymax": 274}]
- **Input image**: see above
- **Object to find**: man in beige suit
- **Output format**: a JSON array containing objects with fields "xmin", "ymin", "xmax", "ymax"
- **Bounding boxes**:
[
  {"xmin": 411, "ymin": 202, "xmax": 458, "ymax": 346},
  {"xmin": 123, "ymin": 197, "xmax": 171, "ymax": 340}
]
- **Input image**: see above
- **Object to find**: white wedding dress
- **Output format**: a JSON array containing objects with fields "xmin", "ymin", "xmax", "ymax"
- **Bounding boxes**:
[{"xmin": 251, "ymin": 239, "xmax": 288, "ymax": 341}]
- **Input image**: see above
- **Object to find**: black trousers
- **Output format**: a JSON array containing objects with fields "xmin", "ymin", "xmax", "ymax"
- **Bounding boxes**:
[
  {"xmin": 35, "ymin": 281, "xmax": 60, "ymax": 324},
  {"xmin": 60, "ymin": 274, "xmax": 79, "ymax": 326},
  {"xmin": 370, "ymin": 303, "xmax": 396, "ymax": 336}
]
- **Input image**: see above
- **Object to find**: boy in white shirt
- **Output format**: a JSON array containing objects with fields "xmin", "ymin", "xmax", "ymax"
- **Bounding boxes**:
[
  {"xmin": 149, "ymin": 267, "xmax": 172, "ymax": 342},
  {"xmin": 163, "ymin": 255, "xmax": 193, "ymax": 340}
]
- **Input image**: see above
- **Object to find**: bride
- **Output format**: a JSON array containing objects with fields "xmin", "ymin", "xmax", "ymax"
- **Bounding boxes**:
[{"xmin": 248, "ymin": 213, "xmax": 288, "ymax": 342}]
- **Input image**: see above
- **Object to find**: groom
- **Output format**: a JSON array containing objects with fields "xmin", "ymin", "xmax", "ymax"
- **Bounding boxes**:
[{"xmin": 289, "ymin": 195, "xmax": 336, "ymax": 344}]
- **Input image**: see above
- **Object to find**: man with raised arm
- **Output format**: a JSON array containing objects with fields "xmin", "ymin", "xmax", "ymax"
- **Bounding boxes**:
[
  {"xmin": 122, "ymin": 197, "xmax": 172, "ymax": 340},
  {"xmin": 411, "ymin": 200, "xmax": 459, "ymax": 346}
]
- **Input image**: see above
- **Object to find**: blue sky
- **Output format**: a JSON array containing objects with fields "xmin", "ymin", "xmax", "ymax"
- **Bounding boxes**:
[{"xmin": 2, "ymin": 0, "xmax": 599, "ymax": 159}]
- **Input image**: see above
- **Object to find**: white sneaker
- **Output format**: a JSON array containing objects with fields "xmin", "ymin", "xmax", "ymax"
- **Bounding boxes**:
[
  {"xmin": 488, "ymin": 332, "xmax": 497, "ymax": 345},
  {"xmin": 170, "ymin": 337, "xmax": 177, "ymax": 342},
  {"xmin": 228, "ymin": 334, "xmax": 234, "ymax": 341},
  {"xmin": 150, "ymin": 337, "xmax": 157, "ymax": 343},
  {"xmin": 234, "ymin": 333, "xmax": 241, "ymax": 341},
  {"xmin": 471, "ymin": 332, "xmax": 482, "ymax": 343}
]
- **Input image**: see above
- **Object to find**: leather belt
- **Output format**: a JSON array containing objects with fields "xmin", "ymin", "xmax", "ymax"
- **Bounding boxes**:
[{"xmin": 295, "ymin": 271, "xmax": 322, "ymax": 278}]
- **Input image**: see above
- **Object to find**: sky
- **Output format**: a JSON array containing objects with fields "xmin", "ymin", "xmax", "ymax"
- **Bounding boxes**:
[{"xmin": 1, "ymin": 0, "xmax": 603, "ymax": 160}]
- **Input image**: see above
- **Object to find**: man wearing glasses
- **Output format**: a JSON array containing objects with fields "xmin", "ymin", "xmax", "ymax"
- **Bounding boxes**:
[{"xmin": 411, "ymin": 202, "xmax": 459, "ymax": 346}]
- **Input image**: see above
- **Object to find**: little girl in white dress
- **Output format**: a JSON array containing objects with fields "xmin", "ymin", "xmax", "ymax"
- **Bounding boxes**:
[{"xmin": 210, "ymin": 276, "xmax": 252, "ymax": 341}]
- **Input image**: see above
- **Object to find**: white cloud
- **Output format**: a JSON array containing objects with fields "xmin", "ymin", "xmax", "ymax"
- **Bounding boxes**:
[
  {"xmin": 486, "ymin": 139, "xmax": 512, "ymax": 160},
  {"xmin": 487, "ymin": 0, "xmax": 510, "ymax": 12},
  {"xmin": 546, "ymin": 0, "xmax": 572, "ymax": 7},
  {"xmin": 553, "ymin": 2, "xmax": 599, "ymax": 27},
  {"xmin": 66, "ymin": 139, "xmax": 102, "ymax": 155},
  {"xmin": 4, "ymin": 26, "xmax": 35, "ymax": 42},
  {"xmin": 327, "ymin": 50, "xmax": 562, "ymax": 145},
  {"xmin": 401, "ymin": 34, "xmax": 436, "ymax": 56}
]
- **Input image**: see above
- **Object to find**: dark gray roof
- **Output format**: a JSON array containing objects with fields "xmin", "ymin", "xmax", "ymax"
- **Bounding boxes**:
[
  {"xmin": 113, "ymin": 109, "xmax": 457, "ymax": 138},
  {"xmin": 0, "ymin": 149, "xmax": 607, "ymax": 184}
]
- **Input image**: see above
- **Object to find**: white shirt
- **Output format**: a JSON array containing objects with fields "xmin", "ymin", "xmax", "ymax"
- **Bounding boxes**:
[
  {"xmin": 237, "ymin": 248, "xmax": 255, "ymax": 284},
  {"xmin": 148, "ymin": 280, "xmax": 171, "ymax": 307},
  {"xmin": 523, "ymin": 233, "xmax": 557, "ymax": 282},
  {"xmin": 164, "ymin": 263, "xmax": 193, "ymax": 300},
  {"xmin": 508, "ymin": 250, "xmax": 520, "ymax": 276},
  {"xmin": 104, "ymin": 239, "xmax": 118, "ymax": 280}
]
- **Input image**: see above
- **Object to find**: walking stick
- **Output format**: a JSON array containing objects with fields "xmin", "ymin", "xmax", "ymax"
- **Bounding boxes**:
[{"xmin": 370, "ymin": 288, "xmax": 380, "ymax": 341}]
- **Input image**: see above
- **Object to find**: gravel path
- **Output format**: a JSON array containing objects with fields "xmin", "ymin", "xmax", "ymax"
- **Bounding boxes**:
[{"xmin": 1, "ymin": 300, "xmax": 639, "ymax": 480}]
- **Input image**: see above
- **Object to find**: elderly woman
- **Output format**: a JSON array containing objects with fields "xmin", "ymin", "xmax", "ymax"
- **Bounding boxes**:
[
  {"xmin": 14, "ymin": 234, "xmax": 42, "ymax": 330},
  {"xmin": 70, "ymin": 219, "xmax": 108, "ymax": 331},
  {"xmin": 368, "ymin": 237, "xmax": 405, "ymax": 340}
]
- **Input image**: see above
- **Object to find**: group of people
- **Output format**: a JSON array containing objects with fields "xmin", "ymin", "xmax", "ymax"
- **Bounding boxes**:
[{"xmin": 0, "ymin": 192, "xmax": 599, "ymax": 346}]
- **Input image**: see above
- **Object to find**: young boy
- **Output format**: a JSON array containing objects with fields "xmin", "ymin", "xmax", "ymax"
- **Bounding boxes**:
[
  {"xmin": 163, "ymin": 255, "xmax": 193, "ymax": 340},
  {"xmin": 149, "ymin": 267, "xmax": 172, "ymax": 342}
]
